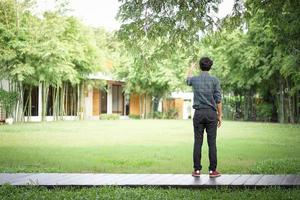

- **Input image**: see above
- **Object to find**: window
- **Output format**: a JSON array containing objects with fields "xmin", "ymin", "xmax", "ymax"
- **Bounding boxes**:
[
  {"xmin": 112, "ymin": 85, "xmax": 124, "ymax": 114},
  {"xmin": 100, "ymin": 89, "xmax": 107, "ymax": 114},
  {"xmin": 23, "ymin": 86, "xmax": 39, "ymax": 116}
]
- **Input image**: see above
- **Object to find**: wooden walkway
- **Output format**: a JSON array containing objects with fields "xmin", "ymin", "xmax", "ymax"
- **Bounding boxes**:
[{"xmin": 0, "ymin": 173, "xmax": 299, "ymax": 188}]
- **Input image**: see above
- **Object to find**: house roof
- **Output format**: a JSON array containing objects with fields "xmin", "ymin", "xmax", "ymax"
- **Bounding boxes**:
[
  {"xmin": 87, "ymin": 72, "xmax": 125, "ymax": 83},
  {"xmin": 171, "ymin": 92, "xmax": 193, "ymax": 100}
]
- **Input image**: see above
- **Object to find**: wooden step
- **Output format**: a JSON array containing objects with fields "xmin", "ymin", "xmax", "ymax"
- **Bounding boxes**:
[{"xmin": 0, "ymin": 173, "xmax": 299, "ymax": 187}]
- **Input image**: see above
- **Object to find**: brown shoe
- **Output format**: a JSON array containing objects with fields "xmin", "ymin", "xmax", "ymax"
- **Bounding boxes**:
[
  {"xmin": 209, "ymin": 170, "xmax": 221, "ymax": 178},
  {"xmin": 192, "ymin": 170, "xmax": 201, "ymax": 177}
]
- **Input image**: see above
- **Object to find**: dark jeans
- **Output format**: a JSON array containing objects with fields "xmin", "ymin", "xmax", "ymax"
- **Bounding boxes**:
[{"xmin": 193, "ymin": 108, "xmax": 218, "ymax": 171}]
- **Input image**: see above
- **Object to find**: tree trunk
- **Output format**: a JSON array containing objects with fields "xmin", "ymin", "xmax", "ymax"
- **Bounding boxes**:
[
  {"xmin": 73, "ymin": 86, "xmax": 76, "ymax": 116},
  {"xmin": 250, "ymin": 88, "xmax": 255, "ymax": 121},
  {"xmin": 15, "ymin": 82, "xmax": 24, "ymax": 122},
  {"xmin": 296, "ymin": 90, "xmax": 300, "ymax": 123},
  {"xmin": 65, "ymin": 83, "xmax": 68, "ymax": 116},
  {"xmin": 278, "ymin": 76, "xmax": 285, "ymax": 123},
  {"xmin": 77, "ymin": 84, "xmax": 80, "ymax": 118},
  {"xmin": 144, "ymin": 94, "xmax": 147, "ymax": 119},
  {"xmin": 23, "ymin": 87, "xmax": 30, "ymax": 121},
  {"xmin": 53, "ymin": 86, "xmax": 56, "ymax": 120},
  {"xmin": 60, "ymin": 84, "xmax": 65, "ymax": 119},
  {"xmin": 56, "ymin": 86, "xmax": 60, "ymax": 120},
  {"xmin": 79, "ymin": 83, "xmax": 85, "ymax": 120},
  {"xmin": 153, "ymin": 96, "xmax": 161, "ymax": 112},
  {"xmin": 286, "ymin": 78, "xmax": 294, "ymax": 123},
  {"xmin": 28, "ymin": 86, "xmax": 32, "ymax": 120},
  {"xmin": 139, "ymin": 94, "xmax": 142, "ymax": 119},
  {"xmin": 41, "ymin": 82, "xmax": 49, "ymax": 122},
  {"xmin": 243, "ymin": 92, "xmax": 249, "ymax": 121}
]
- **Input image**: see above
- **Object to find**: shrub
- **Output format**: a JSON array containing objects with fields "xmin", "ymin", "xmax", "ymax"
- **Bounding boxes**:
[
  {"xmin": 256, "ymin": 103, "xmax": 273, "ymax": 122},
  {"xmin": 0, "ymin": 89, "xmax": 18, "ymax": 118},
  {"xmin": 163, "ymin": 108, "xmax": 178, "ymax": 119},
  {"xmin": 99, "ymin": 114, "xmax": 120, "ymax": 120},
  {"xmin": 128, "ymin": 114, "xmax": 140, "ymax": 119},
  {"xmin": 147, "ymin": 111, "xmax": 163, "ymax": 119}
]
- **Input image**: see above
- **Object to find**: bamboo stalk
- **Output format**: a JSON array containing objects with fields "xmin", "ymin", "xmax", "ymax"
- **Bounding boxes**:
[
  {"xmin": 144, "ymin": 93, "xmax": 147, "ymax": 119},
  {"xmin": 286, "ymin": 78, "xmax": 294, "ymax": 123},
  {"xmin": 139, "ymin": 94, "xmax": 142, "ymax": 119},
  {"xmin": 77, "ymin": 84, "xmax": 80, "ymax": 119},
  {"xmin": 66, "ymin": 83, "xmax": 68, "ymax": 117},
  {"xmin": 279, "ymin": 76, "xmax": 285, "ymax": 123},
  {"xmin": 60, "ymin": 84, "xmax": 65, "ymax": 120},
  {"xmin": 52, "ymin": 87, "xmax": 56, "ymax": 120},
  {"xmin": 28, "ymin": 86, "xmax": 32, "ymax": 120},
  {"xmin": 23, "ymin": 87, "xmax": 29, "ymax": 121},
  {"xmin": 55, "ymin": 86, "xmax": 59, "ymax": 120}
]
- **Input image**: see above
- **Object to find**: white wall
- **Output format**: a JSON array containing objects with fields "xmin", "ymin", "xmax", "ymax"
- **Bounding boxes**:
[
  {"xmin": 107, "ymin": 83, "xmax": 112, "ymax": 114},
  {"xmin": 84, "ymin": 87, "xmax": 93, "ymax": 119},
  {"xmin": 171, "ymin": 92, "xmax": 194, "ymax": 119},
  {"xmin": 0, "ymin": 80, "xmax": 9, "ymax": 91}
]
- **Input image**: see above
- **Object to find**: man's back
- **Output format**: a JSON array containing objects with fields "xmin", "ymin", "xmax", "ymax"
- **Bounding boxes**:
[{"xmin": 187, "ymin": 72, "xmax": 221, "ymax": 111}]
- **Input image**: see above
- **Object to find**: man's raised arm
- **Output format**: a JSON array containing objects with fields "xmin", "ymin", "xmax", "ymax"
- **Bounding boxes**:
[{"xmin": 186, "ymin": 63, "xmax": 196, "ymax": 86}]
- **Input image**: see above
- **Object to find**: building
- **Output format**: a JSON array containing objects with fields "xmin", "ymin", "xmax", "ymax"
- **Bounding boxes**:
[
  {"xmin": 85, "ymin": 72, "xmax": 128, "ymax": 120},
  {"xmin": 162, "ymin": 92, "xmax": 194, "ymax": 119},
  {"xmin": 0, "ymin": 72, "xmax": 153, "ymax": 122}
]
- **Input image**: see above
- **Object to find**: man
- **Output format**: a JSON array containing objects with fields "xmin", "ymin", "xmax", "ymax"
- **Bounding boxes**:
[{"xmin": 186, "ymin": 57, "xmax": 222, "ymax": 178}]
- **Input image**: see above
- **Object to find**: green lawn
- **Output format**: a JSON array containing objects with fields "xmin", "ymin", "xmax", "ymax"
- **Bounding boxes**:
[
  {"xmin": 1, "ymin": 120, "xmax": 300, "ymax": 199},
  {"xmin": 0, "ymin": 120, "xmax": 299, "ymax": 174},
  {"xmin": 1, "ymin": 185, "xmax": 299, "ymax": 200}
]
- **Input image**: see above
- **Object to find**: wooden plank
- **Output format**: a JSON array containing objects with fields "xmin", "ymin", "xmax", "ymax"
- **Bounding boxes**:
[
  {"xmin": 7, "ymin": 174, "xmax": 34, "ymax": 185},
  {"xmin": 138, "ymin": 174, "xmax": 167, "ymax": 185},
  {"xmin": 280, "ymin": 175, "xmax": 297, "ymax": 186},
  {"xmin": 256, "ymin": 175, "xmax": 286, "ymax": 186},
  {"xmin": 61, "ymin": 174, "xmax": 114, "ymax": 186},
  {"xmin": 0, "ymin": 173, "xmax": 29, "ymax": 184},
  {"xmin": 114, "ymin": 174, "xmax": 142, "ymax": 185},
  {"xmin": 217, "ymin": 175, "xmax": 241, "ymax": 185},
  {"xmin": 92, "ymin": 174, "xmax": 133, "ymax": 185},
  {"xmin": 125, "ymin": 174, "xmax": 165, "ymax": 186},
  {"xmin": 44, "ymin": 173, "xmax": 74, "ymax": 185},
  {"xmin": 106, "ymin": 174, "xmax": 147, "ymax": 186},
  {"xmin": 159, "ymin": 174, "xmax": 187, "ymax": 186},
  {"xmin": 230, "ymin": 175, "xmax": 252, "ymax": 186},
  {"xmin": 293, "ymin": 176, "xmax": 300, "ymax": 185},
  {"xmin": 1, "ymin": 173, "xmax": 299, "ymax": 187},
  {"xmin": 35, "ymin": 173, "xmax": 84, "ymax": 186},
  {"xmin": 10, "ymin": 173, "xmax": 69, "ymax": 185},
  {"xmin": 204, "ymin": 175, "xmax": 240, "ymax": 186},
  {"xmin": 243, "ymin": 175, "xmax": 264, "ymax": 185},
  {"xmin": 110, "ymin": 174, "xmax": 138, "ymax": 185},
  {"xmin": 154, "ymin": 174, "xmax": 182, "ymax": 185},
  {"xmin": 270, "ymin": 175, "xmax": 289, "ymax": 185},
  {"xmin": 172, "ymin": 175, "xmax": 210, "ymax": 186}
]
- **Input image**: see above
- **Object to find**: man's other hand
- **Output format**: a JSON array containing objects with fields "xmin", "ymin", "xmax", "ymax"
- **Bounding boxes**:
[{"xmin": 217, "ymin": 115, "xmax": 222, "ymax": 128}]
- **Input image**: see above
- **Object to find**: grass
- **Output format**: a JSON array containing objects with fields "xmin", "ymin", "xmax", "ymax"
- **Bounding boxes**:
[
  {"xmin": 0, "ymin": 185, "xmax": 299, "ymax": 200},
  {"xmin": 0, "ymin": 120, "xmax": 299, "ymax": 199},
  {"xmin": 0, "ymin": 120, "xmax": 299, "ymax": 174}
]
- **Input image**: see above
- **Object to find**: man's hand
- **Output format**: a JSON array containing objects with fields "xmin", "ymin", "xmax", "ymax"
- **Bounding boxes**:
[
  {"xmin": 190, "ymin": 62, "xmax": 196, "ymax": 69},
  {"xmin": 217, "ymin": 103, "xmax": 222, "ymax": 128},
  {"xmin": 217, "ymin": 115, "xmax": 222, "ymax": 128},
  {"xmin": 187, "ymin": 62, "xmax": 197, "ymax": 77}
]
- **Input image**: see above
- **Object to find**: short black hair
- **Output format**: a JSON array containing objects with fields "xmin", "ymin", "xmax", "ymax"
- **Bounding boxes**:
[{"xmin": 199, "ymin": 57, "xmax": 213, "ymax": 71}]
